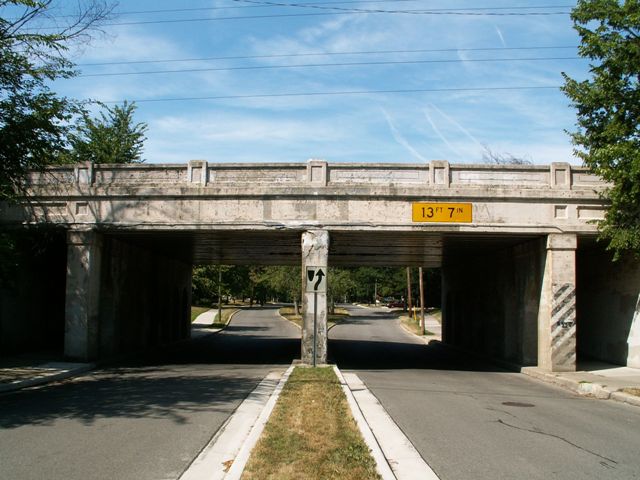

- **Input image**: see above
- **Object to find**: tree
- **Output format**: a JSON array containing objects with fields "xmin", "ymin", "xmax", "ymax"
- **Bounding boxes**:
[
  {"xmin": 481, "ymin": 145, "xmax": 532, "ymax": 165},
  {"xmin": 67, "ymin": 101, "xmax": 148, "ymax": 164},
  {"xmin": 562, "ymin": 0, "xmax": 640, "ymax": 259},
  {"xmin": 0, "ymin": 0, "xmax": 114, "ymax": 199}
]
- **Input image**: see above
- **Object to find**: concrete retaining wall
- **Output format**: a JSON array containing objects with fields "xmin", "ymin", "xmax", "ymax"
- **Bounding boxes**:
[
  {"xmin": 442, "ymin": 239, "xmax": 544, "ymax": 365},
  {"xmin": 577, "ymin": 246, "xmax": 640, "ymax": 367},
  {"xmin": 0, "ymin": 230, "xmax": 67, "ymax": 355},
  {"xmin": 98, "ymin": 235, "xmax": 192, "ymax": 358}
]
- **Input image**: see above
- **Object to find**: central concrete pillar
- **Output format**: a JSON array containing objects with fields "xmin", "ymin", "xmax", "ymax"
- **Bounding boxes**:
[
  {"xmin": 64, "ymin": 230, "xmax": 102, "ymax": 361},
  {"xmin": 301, "ymin": 230, "xmax": 329, "ymax": 365},
  {"xmin": 538, "ymin": 233, "xmax": 577, "ymax": 371}
]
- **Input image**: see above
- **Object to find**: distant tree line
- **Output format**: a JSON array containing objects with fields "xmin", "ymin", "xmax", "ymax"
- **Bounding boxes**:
[{"xmin": 192, "ymin": 265, "xmax": 441, "ymax": 311}]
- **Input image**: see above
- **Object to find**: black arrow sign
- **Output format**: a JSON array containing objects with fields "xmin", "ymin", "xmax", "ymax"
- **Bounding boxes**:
[{"xmin": 314, "ymin": 268, "xmax": 325, "ymax": 290}]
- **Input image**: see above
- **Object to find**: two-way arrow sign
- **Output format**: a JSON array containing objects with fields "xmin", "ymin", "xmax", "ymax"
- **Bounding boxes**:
[{"xmin": 306, "ymin": 267, "xmax": 327, "ymax": 293}]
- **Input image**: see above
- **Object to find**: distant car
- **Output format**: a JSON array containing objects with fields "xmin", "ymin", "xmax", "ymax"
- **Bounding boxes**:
[{"xmin": 387, "ymin": 300, "xmax": 405, "ymax": 308}]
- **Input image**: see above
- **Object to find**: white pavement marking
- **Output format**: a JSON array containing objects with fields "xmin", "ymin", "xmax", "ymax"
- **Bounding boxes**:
[
  {"xmin": 334, "ymin": 366, "xmax": 396, "ymax": 480},
  {"xmin": 178, "ymin": 366, "xmax": 292, "ymax": 480},
  {"xmin": 342, "ymin": 372, "xmax": 440, "ymax": 480}
]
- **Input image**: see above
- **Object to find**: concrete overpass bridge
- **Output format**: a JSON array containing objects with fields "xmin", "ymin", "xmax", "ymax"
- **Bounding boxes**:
[{"xmin": 1, "ymin": 160, "xmax": 638, "ymax": 371}]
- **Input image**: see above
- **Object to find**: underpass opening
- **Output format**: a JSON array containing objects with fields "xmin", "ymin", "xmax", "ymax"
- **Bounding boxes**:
[{"xmin": 326, "ymin": 232, "xmax": 549, "ymax": 371}]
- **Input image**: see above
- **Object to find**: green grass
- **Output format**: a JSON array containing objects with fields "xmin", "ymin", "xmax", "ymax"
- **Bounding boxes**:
[
  {"xmin": 399, "ymin": 314, "xmax": 435, "ymax": 336},
  {"xmin": 241, "ymin": 367, "xmax": 381, "ymax": 480},
  {"xmin": 279, "ymin": 307, "xmax": 349, "ymax": 329}
]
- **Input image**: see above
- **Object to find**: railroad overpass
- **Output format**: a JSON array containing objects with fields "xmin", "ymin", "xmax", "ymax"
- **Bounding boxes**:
[{"xmin": 1, "ymin": 160, "xmax": 638, "ymax": 371}]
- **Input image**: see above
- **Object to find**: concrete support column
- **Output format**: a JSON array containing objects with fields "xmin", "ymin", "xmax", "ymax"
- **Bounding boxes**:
[
  {"xmin": 65, "ymin": 230, "xmax": 102, "ymax": 361},
  {"xmin": 538, "ymin": 233, "xmax": 577, "ymax": 371},
  {"xmin": 301, "ymin": 230, "xmax": 329, "ymax": 365}
]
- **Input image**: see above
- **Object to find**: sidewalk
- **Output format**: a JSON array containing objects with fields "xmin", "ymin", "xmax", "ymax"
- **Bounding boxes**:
[
  {"xmin": 0, "ymin": 351, "xmax": 93, "ymax": 393},
  {"xmin": 522, "ymin": 361, "xmax": 640, "ymax": 407}
]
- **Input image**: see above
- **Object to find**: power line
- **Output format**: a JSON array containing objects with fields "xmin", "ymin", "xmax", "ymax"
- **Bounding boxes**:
[
  {"xmin": 30, "ymin": 7, "xmax": 572, "ymax": 29},
  {"xmin": 97, "ymin": 85, "xmax": 560, "ymax": 104},
  {"xmin": 101, "ymin": 9, "xmax": 572, "ymax": 27},
  {"xmin": 113, "ymin": 0, "xmax": 423, "ymax": 15},
  {"xmin": 230, "ymin": 0, "xmax": 572, "ymax": 15},
  {"xmin": 78, "ymin": 46, "xmax": 578, "ymax": 68},
  {"xmin": 113, "ymin": 2, "xmax": 575, "ymax": 16},
  {"xmin": 77, "ymin": 56, "xmax": 582, "ymax": 78}
]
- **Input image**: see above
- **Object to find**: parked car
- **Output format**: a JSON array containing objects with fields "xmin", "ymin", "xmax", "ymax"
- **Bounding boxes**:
[{"xmin": 387, "ymin": 300, "xmax": 405, "ymax": 308}]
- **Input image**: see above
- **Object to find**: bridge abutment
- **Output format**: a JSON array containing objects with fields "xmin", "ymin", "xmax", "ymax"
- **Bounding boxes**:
[
  {"xmin": 538, "ymin": 234, "xmax": 577, "ymax": 372},
  {"xmin": 301, "ymin": 230, "xmax": 329, "ymax": 365},
  {"xmin": 65, "ymin": 230, "xmax": 102, "ymax": 361}
]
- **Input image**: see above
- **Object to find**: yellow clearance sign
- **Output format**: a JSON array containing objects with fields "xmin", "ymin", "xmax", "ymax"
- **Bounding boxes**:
[{"xmin": 412, "ymin": 203, "xmax": 473, "ymax": 223}]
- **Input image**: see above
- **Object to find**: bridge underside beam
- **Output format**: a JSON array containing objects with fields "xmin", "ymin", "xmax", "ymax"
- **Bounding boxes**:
[{"xmin": 109, "ymin": 230, "xmax": 445, "ymax": 267}]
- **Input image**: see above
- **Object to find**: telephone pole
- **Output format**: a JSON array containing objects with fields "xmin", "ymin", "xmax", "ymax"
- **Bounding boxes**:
[{"xmin": 419, "ymin": 267, "xmax": 425, "ymax": 335}]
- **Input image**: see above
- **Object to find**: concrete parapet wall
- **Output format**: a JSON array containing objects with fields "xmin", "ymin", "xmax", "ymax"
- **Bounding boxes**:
[
  {"xmin": 22, "ymin": 160, "xmax": 604, "ymax": 191},
  {"xmin": 2, "ymin": 161, "xmax": 606, "ymax": 237}
]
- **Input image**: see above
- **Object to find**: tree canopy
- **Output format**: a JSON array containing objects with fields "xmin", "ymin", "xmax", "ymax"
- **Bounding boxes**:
[
  {"xmin": 562, "ymin": 0, "xmax": 640, "ymax": 258},
  {"xmin": 0, "ymin": 0, "xmax": 113, "ymax": 199},
  {"xmin": 66, "ymin": 101, "xmax": 148, "ymax": 164}
]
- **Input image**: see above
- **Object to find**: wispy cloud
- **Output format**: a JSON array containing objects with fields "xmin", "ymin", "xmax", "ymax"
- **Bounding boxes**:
[
  {"xmin": 382, "ymin": 109, "xmax": 428, "ymax": 163},
  {"xmin": 495, "ymin": 26, "xmax": 507, "ymax": 47},
  {"xmin": 423, "ymin": 107, "xmax": 464, "ymax": 158}
]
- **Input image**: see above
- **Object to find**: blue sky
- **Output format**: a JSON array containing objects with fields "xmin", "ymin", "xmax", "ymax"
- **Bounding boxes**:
[{"xmin": 34, "ymin": 1, "xmax": 590, "ymax": 164}]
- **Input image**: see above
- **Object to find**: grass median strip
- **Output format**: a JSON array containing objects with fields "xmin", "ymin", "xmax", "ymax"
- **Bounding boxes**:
[
  {"xmin": 241, "ymin": 366, "xmax": 381, "ymax": 480},
  {"xmin": 279, "ymin": 307, "xmax": 350, "ymax": 329}
]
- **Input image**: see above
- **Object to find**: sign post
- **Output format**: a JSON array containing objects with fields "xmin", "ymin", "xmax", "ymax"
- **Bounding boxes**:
[{"xmin": 306, "ymin": 266, "xmax": 327, "ymax": 367}]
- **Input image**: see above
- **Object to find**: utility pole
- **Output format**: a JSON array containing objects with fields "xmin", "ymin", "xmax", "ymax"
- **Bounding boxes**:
[
  {"xmin": 218, "ymin": 265, "xmax": 222, "ymax": 324},
  {"xmin": 406, "ymin": 267, "xmax": 413, "ymax": 314},
  {"xmin": 374, "ymin": 280, "xmax": 378, "ymax": 305},
  {"xmin": 419, "ymin": 267, "xmax": 425, "ymax": 335}
]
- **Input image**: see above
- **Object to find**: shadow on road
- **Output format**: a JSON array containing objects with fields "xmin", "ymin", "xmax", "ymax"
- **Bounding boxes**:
[{"xmin": 329, "ymin": 338, "xmax": 507, "ymax": 372}]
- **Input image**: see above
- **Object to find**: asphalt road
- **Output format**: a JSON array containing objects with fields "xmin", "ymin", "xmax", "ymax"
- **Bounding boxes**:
[
  {"xmin": 0, "ymin": 306, "xmax": 299, "ymax": 480},
  {"xmin": 329, "ymin": 305, "xmax": 640, "ymax": 480}
]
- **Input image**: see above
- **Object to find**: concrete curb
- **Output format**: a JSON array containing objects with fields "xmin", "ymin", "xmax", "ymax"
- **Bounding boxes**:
[
  {"xmin": 430, "ymin": 342, "xmax": 640, "ymax": 408},
  {"xmin": 178, "ymin": 365, "xmax": 294, "ymax": 480},
  {"xmin": 278, "ymin": 312, "xmax": 302, "ymax": 330},
  {"xmin": 224, "ymin": 364, "xmax": 295, "ymax": 479},
  {"xmin": 521, "ymin": 367, "xmax": 640, "ymax": 406},
  {"xmin": 192, "ymin": 308, "xmax": 242, "ymax": 334},
  {"xmin": 0, "ymin": 363, "xmax": 95, "ymax": 394},
  {"xmin": 333, "ymin": 366, "xmax": 396, "ymax": 480},
  {"xmin": 339, "ymin": 369, "xmax": 440, "ymax": 480}
]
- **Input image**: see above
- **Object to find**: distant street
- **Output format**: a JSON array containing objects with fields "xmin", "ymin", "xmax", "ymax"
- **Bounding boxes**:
[
  {"xmin": 330, "ymin": 305, "xmax": 640, "ymax": 480},
  {"xmin": 0, "ymin": 307, "xmax": 299, "ymax": 480}
]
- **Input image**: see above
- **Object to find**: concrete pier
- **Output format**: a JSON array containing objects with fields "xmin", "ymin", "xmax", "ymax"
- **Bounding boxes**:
[
  {"xmin": 301, "ymin": 230, "xmax": 329, "ymax": 365},
  {"xmin": 538, "ymin": 234, "xmax": 577, "ymax": 372}
]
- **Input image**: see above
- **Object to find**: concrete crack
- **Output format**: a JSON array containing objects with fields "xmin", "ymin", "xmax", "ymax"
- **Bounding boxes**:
[{"xmin": 497, "ymin": 419, "xmax": 618, "ymax": 466}]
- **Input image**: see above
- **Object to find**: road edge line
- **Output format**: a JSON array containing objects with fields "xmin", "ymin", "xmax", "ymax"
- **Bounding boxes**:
[{"xmin": 333, "ymin": 366, "xmax": 396, "ymax": 480}]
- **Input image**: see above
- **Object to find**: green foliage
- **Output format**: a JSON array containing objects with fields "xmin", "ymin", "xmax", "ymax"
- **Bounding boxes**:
[
  {"xmin": 0, "ymin": 0, "xmax": 113, "ymax": 198},
  {"xmin": 562, "ymin": 0, "xmax": 640, "ymax": 258},
  {"xmin": 67, "ymin": 101, "xmax": 148, "ymax": 164},
  {"xmin": 191, "ymin": 264, "xmax": 440, "ymax": 308}
]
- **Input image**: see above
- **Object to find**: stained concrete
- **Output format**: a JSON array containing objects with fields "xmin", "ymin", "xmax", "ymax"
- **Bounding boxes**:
[
  {"xmin": 442, "ymin": 237, "xmax": 544, "ymax": 367},
  {"xmin": 577, "ymin": 245, "xmax": 640, "ymax": 367}
]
